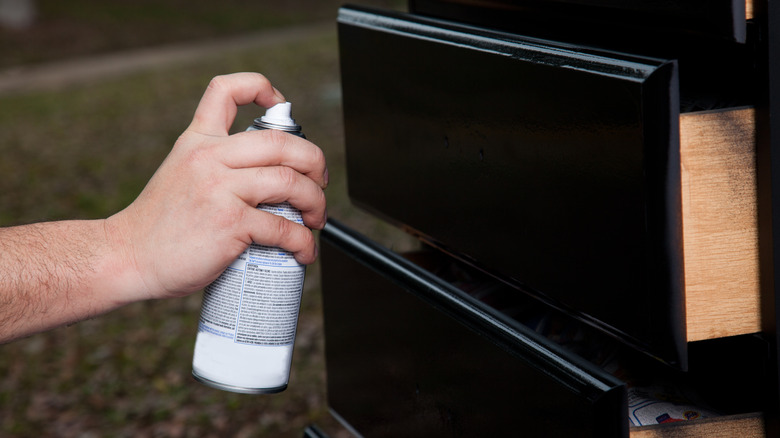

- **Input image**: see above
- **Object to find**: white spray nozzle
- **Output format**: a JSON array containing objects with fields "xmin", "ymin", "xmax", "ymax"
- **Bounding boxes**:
[{"xmin": 260, "ymin": 102, "xmax": 295, "ymax": 127}]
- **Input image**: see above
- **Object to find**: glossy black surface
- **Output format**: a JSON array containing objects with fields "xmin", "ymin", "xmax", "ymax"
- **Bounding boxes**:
[
  {"xmin": 320, "ymin": 219, "xmax": 627, "ymax": 437},
  {"xmin": 407, "ymin": 1, "xmax": 758, "ymax": 115},
  {"xmin": 302, "ymin": 425, "xmax": 328, "ymax": 438},
  {"xmin": 338, "ymin": 6, "xmax": 685, "ymax": 367},
  {"xmin": 410, "ymin": 0, "xmax": 748, "ymax": 44}
]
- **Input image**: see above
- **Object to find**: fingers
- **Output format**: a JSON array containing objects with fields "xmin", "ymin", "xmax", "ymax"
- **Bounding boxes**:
[
  {"xmin": 242, "ymin": 208, "xmax": 319, "ymax": 265},
  {"xmin": 182, "ymin": 72, "xmax": 327, "ymax": 265},
  {"xmin": 227, "ymin": 166, "xmax": 328, "ymax": 230},
  {"xmin": 221, "ymin": 129, "xmax": 328, "ymax": 188},
  {"xmin": 188, "ymin": 73, "xmax": 286, "ymax": 136},
  {"xmin": 185, "ymin": 73, "xmax": 327, "ymax": 189}
]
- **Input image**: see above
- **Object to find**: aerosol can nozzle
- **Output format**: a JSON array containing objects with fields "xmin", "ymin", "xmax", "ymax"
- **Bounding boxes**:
[{"xmin": 261, "ymin": 102, "xmax": 296, "ymax": 127}]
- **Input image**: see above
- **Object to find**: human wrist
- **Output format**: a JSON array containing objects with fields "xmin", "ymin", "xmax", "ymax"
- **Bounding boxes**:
[{"xmin": 99, "ymin": 214, "xmax": 153, "ymax": 307}]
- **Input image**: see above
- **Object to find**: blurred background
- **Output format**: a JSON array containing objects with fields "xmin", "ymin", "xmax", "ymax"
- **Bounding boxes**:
[{"xmin": 0, "ymin": 1, "xmax": 406, "ymax": 436}]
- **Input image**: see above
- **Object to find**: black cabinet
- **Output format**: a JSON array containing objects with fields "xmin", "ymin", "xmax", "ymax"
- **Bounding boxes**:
[{"xmin": 315, "ymin": 0, "xmax": 780, "ymax": 436}]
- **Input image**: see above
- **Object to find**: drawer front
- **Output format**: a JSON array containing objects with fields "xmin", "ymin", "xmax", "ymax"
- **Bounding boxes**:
[
  {"xmin": 338, "ymin": 6, "xmax": 686, "ymax": 367},
  {"xmin": 320, "ymin": 219, "xmax": 627, "ymax": 437},
  {"xmin": 410, "ymin": 0, "xmax": 749, "ymax": 44}
]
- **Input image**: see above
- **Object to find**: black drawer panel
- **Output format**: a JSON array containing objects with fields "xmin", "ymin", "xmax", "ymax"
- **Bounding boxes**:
[
  {"xmin": 410, "ymin": 0, "xmax": 748, "ymax": 44},
  {"xmin": 338, "ymin": 6, "xmax": 685, "ymax": 366},
  {"xmin": 320, "ymin": 219, "xmax": 627, "ymax": 437}
]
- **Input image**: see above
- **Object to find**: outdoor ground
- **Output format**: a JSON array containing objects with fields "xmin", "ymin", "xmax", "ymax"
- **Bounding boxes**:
[{"xmin": 0, "ymin": 1, "xmax": 403, "ymax": 437}]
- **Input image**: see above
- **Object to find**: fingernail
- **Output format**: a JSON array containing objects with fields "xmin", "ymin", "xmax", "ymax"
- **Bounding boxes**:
[
  {"xmin": 324, "ymin": 167, "xmax": 330, "ymax": 188},
  {"xmin": 272, "ymin": 87, "xmax": 286, "ymax": 103}
]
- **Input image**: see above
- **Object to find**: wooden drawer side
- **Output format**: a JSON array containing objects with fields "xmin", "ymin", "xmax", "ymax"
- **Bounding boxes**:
[{"xmin": 680, "ymin": 107, "xmax": 760, "ymax": 342}]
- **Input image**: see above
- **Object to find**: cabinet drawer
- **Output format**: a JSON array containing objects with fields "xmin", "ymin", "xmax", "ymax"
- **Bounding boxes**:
[
  {"xmin": 338, "ymin": 6, "xmax": 759, "ymax": 367},
  {"xmin": 320, "ymin": 219, "xmax": 627, "ymax": 437},
  {"xmin": 320, "ymin": 219, "xmax": 767, "ymax": 437},
  {"xmin": 410, "ymin": 0, "xmax": 755, "ymax": 44}
]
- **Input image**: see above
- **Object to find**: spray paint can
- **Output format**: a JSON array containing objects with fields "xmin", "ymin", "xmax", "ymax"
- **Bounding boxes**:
[{"xmin": 192, "ymin": 102, "xmax": 307, "ymax": 394}]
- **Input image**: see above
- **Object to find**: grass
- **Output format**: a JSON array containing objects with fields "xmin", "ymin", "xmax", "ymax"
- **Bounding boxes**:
[{"xmin": 0, "ymin": 1, "xmax": 406, "ymax": 437}]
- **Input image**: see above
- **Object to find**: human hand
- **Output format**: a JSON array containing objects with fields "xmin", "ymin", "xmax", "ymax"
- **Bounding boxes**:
[{"xmin": 106, "ymin": 72, "xmax": 328, "ymax": 302}]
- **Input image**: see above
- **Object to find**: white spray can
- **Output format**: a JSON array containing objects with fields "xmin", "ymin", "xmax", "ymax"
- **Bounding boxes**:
[{"xmin": 192, "ymin": 102, "xmax": 307, "ymax": 394}]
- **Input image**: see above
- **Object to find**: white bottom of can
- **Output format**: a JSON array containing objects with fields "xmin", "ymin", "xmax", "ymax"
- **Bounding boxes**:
[
  {"xmin": 192, "ymin": 371, "xmax": 287, "ymax": 394},
  {"xmin": 192, "ymin": 330, "xmax": 294, "ymax": 393}
]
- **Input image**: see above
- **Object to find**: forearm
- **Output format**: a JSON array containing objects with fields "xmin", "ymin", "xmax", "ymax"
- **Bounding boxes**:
[{"xmin": 0, "ymin": 220, "xmax": 136, "ymax": 342}]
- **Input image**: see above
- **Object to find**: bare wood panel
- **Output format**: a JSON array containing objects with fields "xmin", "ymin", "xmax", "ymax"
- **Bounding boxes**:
[
  {"xmin": 680, "ymin": 107, "xmax": 759, "ymax": 342},
  {"xmin": 630, "ymin": 412, "xmax": 764, "ymax": 437}
]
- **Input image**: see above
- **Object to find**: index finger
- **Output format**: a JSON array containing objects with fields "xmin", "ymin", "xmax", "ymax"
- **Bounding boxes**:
[{"xmin": 188, "ymin": 72, "xmax": 286, "ymax": 136}]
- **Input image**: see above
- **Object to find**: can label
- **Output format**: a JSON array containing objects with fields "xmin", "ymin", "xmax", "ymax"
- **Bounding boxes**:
[
  {"xmin": 192, "ymin": 201, "xmax": 306, "ymax": 393},
  {"xmin": 198, "ymin": 202, "xmax": 305, "ymax": 346}
]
